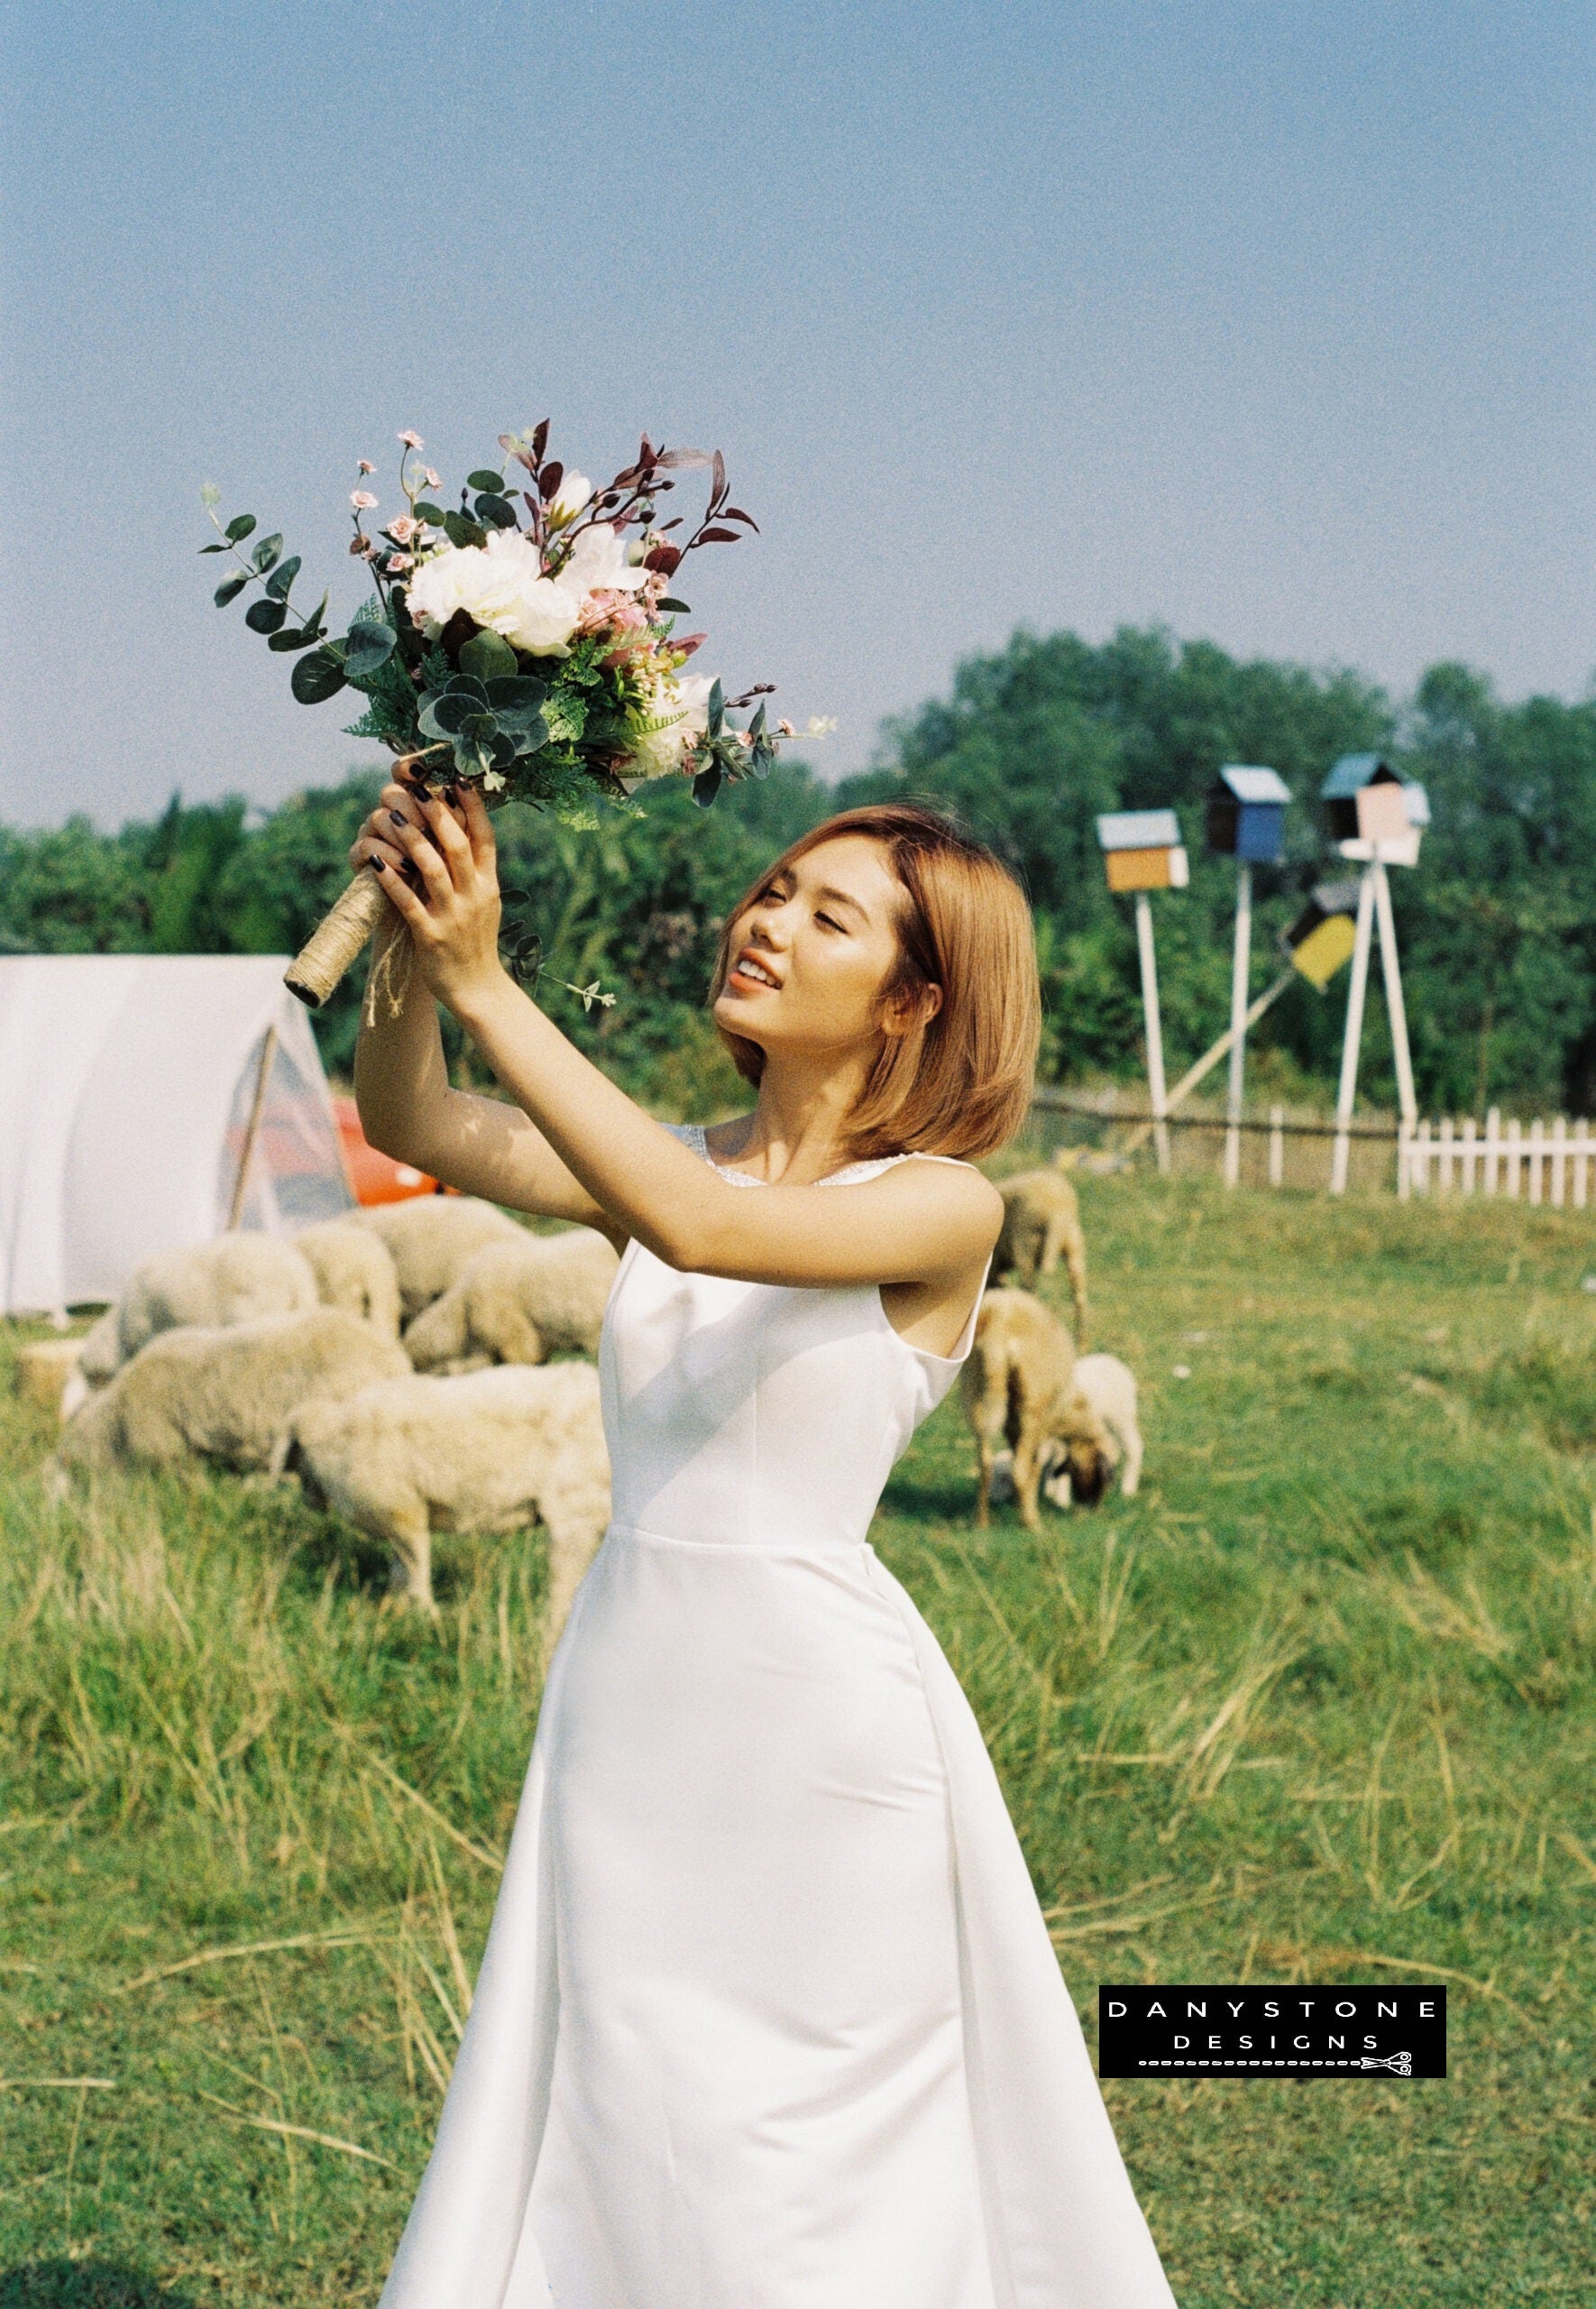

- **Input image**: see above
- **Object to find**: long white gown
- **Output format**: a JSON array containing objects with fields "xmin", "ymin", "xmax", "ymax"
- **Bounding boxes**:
[{"xmin": 376, "ymin": 1126, "xmax": 1179, "ymax": 2309}]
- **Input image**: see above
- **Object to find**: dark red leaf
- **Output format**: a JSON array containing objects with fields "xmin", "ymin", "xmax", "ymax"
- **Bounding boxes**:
[
  {"xmin": 711, "ymin": 448, "xmax": 727, "ymax": 503},
  {"xmin": 531, "ymin": 419, "xmax": 549, "ymax": 463},
  {"xmin": 722, "ymin": 507, "xmax": 761, "ymax": 530},
  {"xmin": 657, "ymin": 448, "xmax": 711, "ymax": 470},
  {"xmin": 660, "ymin": 517, "xmax": 683, "ymax": 531},
  {"xmin": 644, "ymin": 543, "xmax": 682, "ymax": 575},
  {"xmin": 697, "ymin": 526, "xmax": 740, "ymax": 545},
  {"xmin": 539, "ymin": 461, "xmax": 564, "ymax": 501}
]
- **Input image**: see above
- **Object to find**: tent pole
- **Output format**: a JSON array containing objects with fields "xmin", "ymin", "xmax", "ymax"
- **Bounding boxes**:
[
  {"xmin": 1330, "ymin": 869, "xmax": 1376, "ymax": 1195},
  {"xmin": 227, "ymin": 1024, "xmax": 280, "ymax": 1231}
]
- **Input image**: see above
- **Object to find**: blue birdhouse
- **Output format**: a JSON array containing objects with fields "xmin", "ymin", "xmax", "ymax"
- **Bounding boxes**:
[{"xmin": 1205, "ymin": 765, "xmax": 1292, "ymax": 863}]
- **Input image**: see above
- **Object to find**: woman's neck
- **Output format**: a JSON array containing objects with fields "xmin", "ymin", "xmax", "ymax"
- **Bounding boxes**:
[{"xmin": 708, "ymin": 1057, "xmax": 874, "ymax": 1185}]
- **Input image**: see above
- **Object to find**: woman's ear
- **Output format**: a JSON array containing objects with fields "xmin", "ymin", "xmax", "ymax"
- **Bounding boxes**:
[{"xmin": 882, "ymin": 980, "xmax": 943, "ymax": 1037}]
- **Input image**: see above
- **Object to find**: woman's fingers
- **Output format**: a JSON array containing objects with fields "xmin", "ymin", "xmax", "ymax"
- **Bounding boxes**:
[
  {"xmin": 389, "ymin": 807, "xmax": 456, "ymax": 907},
  {"xmin": 420, "ymin": 789, "xmax": 476, "ymax": 894},
  {"xmin": 371, "ymin": 856, "xmax": 430, "ymax": 932},
  {"xmin": 459, "ymin": 785, "xmax": 497, "ymax": 871}
]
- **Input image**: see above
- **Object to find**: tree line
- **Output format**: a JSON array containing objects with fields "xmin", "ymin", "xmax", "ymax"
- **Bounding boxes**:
[{"xmin": 6, "ymin": 627, "xmax": 1595, "ymax": 1119}]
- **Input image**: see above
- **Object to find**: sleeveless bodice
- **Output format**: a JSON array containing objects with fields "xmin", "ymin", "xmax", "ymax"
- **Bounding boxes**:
[{"xmin": 597, "ymin": 1123, "xmax": 988, "ymax": 1550}]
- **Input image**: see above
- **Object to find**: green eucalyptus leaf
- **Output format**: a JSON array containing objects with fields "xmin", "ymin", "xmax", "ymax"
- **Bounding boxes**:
[
  {"xmin": 267, "ymin": 625, "xmax": 324, "ymax": 652},
  {"xmin": 225, "ymin": 514, "xmax": 257, "ymax": 542},
  {"xmin": 656, "ymin": 596, "xmax": 692, "ymax": 613},
  {"xmin": 199, "ymin": 541, "xmax": 226, "ymax": 554},
  {"xmin": 474, "ymin": 493, "xmax": 518, "ymax": 529},
  {"xmin": 707, "ymin": 677, "xmax": 725, "ymax": 738},
  {"xmin": 484, "ymin": 675, "xmax": 547, "ymax": 710},
  {"xmin": 264, "ymin": 554, "xmax": 302, "ymax": 601},
  {"xmin": 343, "ymin": 621, "xmax": 397, "ymax": 679},
  {"xmin": 412, "ymin": 501, "xmax": 445, "ymax": 523},
  {"xmin": 458, "ymin": 630, "xmax": 518, "ymax": 683},
  {"xmin": 245, "ymin": 596, "xmax": 289, "ymax": 634},
  {"xmin": 290, "ymin": 648, "xmax": 348, "ymax": 704},
  {"xmin": 251, "ymin": 532, "xmax": 283, "ymax": 573},
  {"xmin": 214, "ymin": 575, "xmax": 249, "ymax": 607},
  {"xmin": 692, "ymin": 761, "xmax": 722, "ymax": 808},
  {"xmin": 466, "ymin": 468, "xmax": 505, "ymax": 492},
  {"xmin": 442, "ymin": 511, "xmax": 488, "ymax": 550}
]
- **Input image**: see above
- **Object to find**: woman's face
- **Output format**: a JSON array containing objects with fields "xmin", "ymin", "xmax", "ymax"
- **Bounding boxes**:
[{"xmin": 711, "ymin": 834, "xmax": 938, "ymax": 1063}]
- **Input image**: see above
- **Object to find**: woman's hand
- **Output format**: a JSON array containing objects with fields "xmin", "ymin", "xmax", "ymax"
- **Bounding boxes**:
[{"xmin": 360, "ymin": 780, "xmax": 510, "ymax": 1017}]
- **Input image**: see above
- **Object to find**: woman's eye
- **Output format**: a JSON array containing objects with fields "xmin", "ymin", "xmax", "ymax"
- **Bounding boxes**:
[{"xmin": 816, "ymin": 914, "xmax": 843, "ymax": 933}]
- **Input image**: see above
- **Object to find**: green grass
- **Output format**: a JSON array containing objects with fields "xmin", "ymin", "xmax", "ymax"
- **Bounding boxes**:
[{"xmin": 3, "ymin": 1174, "xmax": 1593, "ymax": 2307}]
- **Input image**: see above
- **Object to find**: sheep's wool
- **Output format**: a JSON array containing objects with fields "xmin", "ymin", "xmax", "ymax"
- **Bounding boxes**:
[{"xmin": 377, "ymin": 1124, "xmax": 1178, "ymax": 2309}]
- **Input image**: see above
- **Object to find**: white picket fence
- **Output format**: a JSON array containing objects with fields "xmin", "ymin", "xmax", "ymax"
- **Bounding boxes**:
[{"xmin": 1401, "ymin": 1111, "xmax": 1594, "ymax": 1207}]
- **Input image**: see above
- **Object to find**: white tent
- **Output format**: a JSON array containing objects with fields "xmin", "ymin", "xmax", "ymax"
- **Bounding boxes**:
[{"xmin": 0, "ymin": 955, "xmax": 353, "ymax": 1317}]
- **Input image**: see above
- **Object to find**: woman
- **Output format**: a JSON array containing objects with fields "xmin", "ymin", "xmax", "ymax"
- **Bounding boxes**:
[{"xmin": 351, "ymin": 781, "xmax": 1179, "ymax": 2309}]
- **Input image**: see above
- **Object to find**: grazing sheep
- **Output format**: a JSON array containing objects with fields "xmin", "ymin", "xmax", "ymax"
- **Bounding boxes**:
[
  {"xmin": 403, "ymin": 1228, "xmax": 620, "ymax": 1374},
  {"xmin": 959, "ymin": 1287, "xmax": 1113, "ymax": 1532},
  {"xmin": 14, "ymin": 1338, "xmax": 86, "ymax": 1419},
  {"xmin": 77, "ymin": 1235, "xmax": 322, "ymax": 1387},
  {"xmin": 1044, "ymin": 1353, "xmax": 1142, "ymax": 1504},
  {"xmin": 294, "ymin": 1220, "xmax": 402, "ymax": 1339},
  {"xmin": 53, "ymin": 1308, "xmax": 411, "ymax": 1480},
  {"xmin": 289, "ymin": 1362, "xmax": 611, "ymax": 1648},
  {"xmin": 993, "ymin": 1149, "xmax": 1089, "ymax": 1341},
  {"xmin": 351, "ymin": 1196, "xmax": 526, "ymax": 1321}
]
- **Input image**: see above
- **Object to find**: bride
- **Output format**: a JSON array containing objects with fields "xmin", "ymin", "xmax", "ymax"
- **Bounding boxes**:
[{"xmin": 350, "ymin": 780, "xmax": 1179, "ymax": 2309}]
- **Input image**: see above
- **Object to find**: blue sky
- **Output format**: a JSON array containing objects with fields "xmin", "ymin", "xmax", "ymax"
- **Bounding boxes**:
[{"xmin": 3, "ymin": 0, "xmax": 1591, "ymax": 826}]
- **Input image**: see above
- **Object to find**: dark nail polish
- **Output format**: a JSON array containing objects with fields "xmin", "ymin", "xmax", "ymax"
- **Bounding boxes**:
[
  {"xmin": 390, "ymin": 809, "xmax": 408, "ymax": 828},
  {"xmin": 444, "ymin": 786, "xmax": 459, "ymax": 806}
]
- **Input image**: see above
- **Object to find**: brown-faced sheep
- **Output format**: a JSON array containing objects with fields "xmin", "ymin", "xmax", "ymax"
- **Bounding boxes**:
[
  {"xmin": 402, "ymin": 1228, "xmax": 620, "ymax": 1374},
  {"xmin": 293, "ymin": 1219, "xmax": 402, "ymax": 1339},
  {"xmin": 959, "ymin": 1287, "xmax": 1113, "ymax": 1532},
  {"xmin": 351, "ymin": 1196, "xmax": 526, "ymax": 1321},
  {"xmin": 289, "ymin": 1361, "xmax": 610, "ymax": 1651},
  {"xmin": 53, "ymin": 1308, "xmax": 411, "ymax": 1480},
  {"xmin": 993, "ymin": 1150, "xmax": 1088, "ymax": 1342},
  {"xmin": 76, "ymin": 1234, "xmax": 322, "ymax": 1388},
  {"xmin": 1043, "ymin": 1352, "xmax": 1142, "ymax": 1504}
]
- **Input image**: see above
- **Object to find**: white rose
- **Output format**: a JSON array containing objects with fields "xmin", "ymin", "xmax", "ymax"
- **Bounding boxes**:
[
  {"xmin": 623, "ymin": 672, "xmax": 718, "ymax": 783},
  {"xmin": 407, "ymin": 529, "xmax": 579, "ymax": 658},
  {"xmin": 546, "ymin": 470, "xmax": 592, "ymax": 526},
  {"xmin": 556, "ymin": 520, "xmax": 649, "ymax": 599}
]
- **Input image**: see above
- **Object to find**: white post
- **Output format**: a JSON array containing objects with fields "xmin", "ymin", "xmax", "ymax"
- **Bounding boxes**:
[
  {"xmin": 1528, "ymin": 1119, "xmax": 1545, "ymax": 1206},
  {"xmin": 1574, "ymin": 1121, "xmax": 1591, "ymax": 1210},
  {"xmin": 1134, "ymin": 889, "xmax": 1170, "ymax": 1175},
  {"xmin": 1553, "ymin": 1116, "xmax": 1568, "ymax": 1209},
  {"xmin": 1438, "ymin": 1115, "xmax": 1454, "ymax": 1194},
  {"xmin": 1371, "ymin": 859, "xmax": 1417, "ymax": 1131},
  {"xmin": 1414, "ymin": 1118, "xmax": 1432, "ymax": 1193},
  {"xmin": 1462, "ymin": 1115, "xmax": 1479, "ymax": 1195},
  {"xmin": 1268, "ymin": 1104, "xmax": 1285, "ymax": 1188},
  {"xmin": 1331, "ymin": 867, "xmax": 1377, "ymax": 1195},
  {"xmin": 1397, "ymin": 1116, "xmax": 1413, "ymax": 1200},
  {"xmin": 1485, "ymin": 1108, "xmax": 1501, "ymax": 1197},
  {"xmin": 1507, "ymin": 1117, "xmax": 1523, "ymax": 1199},
  {"xmin": 1224, "ymin": 861, "xmax": 1252, "ymax": 1189}
]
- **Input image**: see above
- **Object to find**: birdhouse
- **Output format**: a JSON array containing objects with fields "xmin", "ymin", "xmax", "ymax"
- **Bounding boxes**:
[
  {"xmin": 1284, "ymin": 879, "xmax": 1362, "ymax": 990},
  {"xmin": 1096, "ymin": 810, "xmax": 1189, "ymax": 894},
  {"xmin": 1320, "ymin": 755, "xmax": 1428, "ymax": 867},
  {"xmin": 1205, "ymin": 765, "xmax": 1292, "ymax": 863}
]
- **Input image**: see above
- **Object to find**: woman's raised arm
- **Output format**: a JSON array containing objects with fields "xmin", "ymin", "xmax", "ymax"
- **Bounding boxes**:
[{"xmin": 370, "ymin": 787, "xmax": 1004, "ymax": 1293}]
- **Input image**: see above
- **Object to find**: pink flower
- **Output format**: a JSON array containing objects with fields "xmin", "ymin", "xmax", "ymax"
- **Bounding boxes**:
[
  {"xmin": 423, "ymin": 467, "xmax": 441, "ymax": 490},
  {"xmin": 388, "ymin": 515, "xmax": 418, "ymax": 543},
  {"xmin": 399, "ymin": 430, "xmax": 424, "ymax": 449},
  {"xmin": 357, "ymin": 459, "xmax": 376, "ymax": 475},
  {"xmin": 351, "ymin": 490, "xmax": 377, "ymax": 510},
  {"xmin": 387, "ymin": 553, "xmax": 414, "ymax": 572},
  {"xmin": 778, "ymin": 718, "xmax": 795, "ymax": 737}
]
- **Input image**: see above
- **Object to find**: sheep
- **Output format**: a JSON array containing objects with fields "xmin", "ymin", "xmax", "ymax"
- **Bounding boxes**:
[
  {"xmin": 993, "ymin": 1148, "xmax": 1088, "ymax": 1341},
  {"xmin": 402, "ymin": 1227, "xmax": 620, "ymax": 1375},
  {"xmin": 959, "ymin": 1287, "xmax": 1113, "ymax": 1532},
  {"xmin": 76, "ymin": 1234, "xmax": 322, "ymax": 1389},
  {"xmin": 1042, "ymin": 1353, "xmax": 1142, "ymax": 1505},
  {"xmin": 14, "ymin": 1338, "xmax": 86, "ymax": 1420},
  {"xmin": 289, "ymin": 1361, "xmax": 611, "ymax": 1650},
  {"xmin": 52, "ymin": 1308, "xmax": 412, "ymax": 1481},
  {"xmin": 351, "ymin": 1195, "xmax": 526, "ymax": 1321},
  {"xmin": 293, "ymin": 1219, "xmax": 402, "ymax": 1339}
]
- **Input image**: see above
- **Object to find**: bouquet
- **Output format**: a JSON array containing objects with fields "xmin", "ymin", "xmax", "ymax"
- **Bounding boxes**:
[{"xmin": 201, "ymin": 423, "xmax": 822, "ymax": 1006}]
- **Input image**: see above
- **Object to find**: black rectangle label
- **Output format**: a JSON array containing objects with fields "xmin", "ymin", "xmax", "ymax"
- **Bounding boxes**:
[{"xmin": 1097, "ymin": 1984, "xmax": 1447, "ymax": 2077}]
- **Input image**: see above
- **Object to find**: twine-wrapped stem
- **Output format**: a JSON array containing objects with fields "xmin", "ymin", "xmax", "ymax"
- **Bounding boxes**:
[{"xmin": 284, "ymin": 869, "xmax": 391, "ymax": 1008}]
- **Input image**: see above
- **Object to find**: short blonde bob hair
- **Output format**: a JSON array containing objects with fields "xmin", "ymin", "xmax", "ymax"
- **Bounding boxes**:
[{"xmin": 708, "ymin": 801, "xmax": 1041, "ymax": 1164}]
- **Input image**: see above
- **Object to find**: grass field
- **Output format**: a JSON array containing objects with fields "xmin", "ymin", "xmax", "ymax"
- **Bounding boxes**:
[{"xmin": 3, "ymin": 1172, "xmax": 1593, "ymax": 2308}]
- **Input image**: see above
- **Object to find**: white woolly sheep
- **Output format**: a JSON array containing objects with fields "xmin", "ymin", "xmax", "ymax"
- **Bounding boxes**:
[
  {"xmin": 76, "ymin": 1234, "xmax": 323, "ymax": 1390},
  {"xmin": 403, "ymin": 1227, "xmax": 620, "ymax": 1374},
  {"xmin": 993, "ymin": 1150, "xmax": 1089, "ymax": 1342},
  {"xmin": 53, "ymin": 1308, "xmax": 411, "ymax": 1480},
  {"xmin": 289, "ymin": 1361, "xmax": 610, "ymax": 1649},
  {"xmin": 293, "ymin": 1219, "xmax": 402, "ymax": 1339},
  {"xmin": 1042, "ymin": 1352, "xmax": 1142, "ymax": 1505},
  {"xmin": 351, "ymin": 1196, "xmax": 526, "ymax": 1321},
  {"xmin": 959, "ymin": 1287, "xmax": 1113, "ymax": 1532}
]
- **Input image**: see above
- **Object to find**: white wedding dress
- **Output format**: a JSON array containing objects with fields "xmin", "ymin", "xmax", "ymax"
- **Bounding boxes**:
[{"xmin": 376, "ymin": 1125, "xmax": 1179, "ymax": 2309}]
